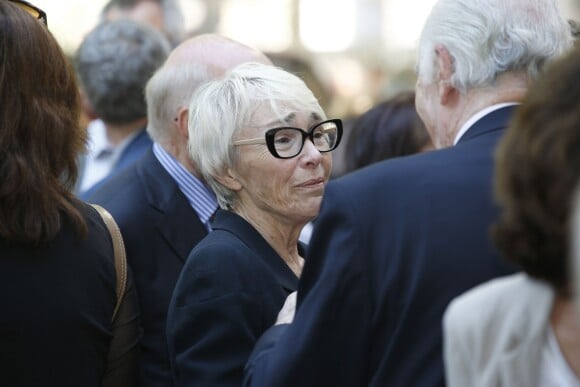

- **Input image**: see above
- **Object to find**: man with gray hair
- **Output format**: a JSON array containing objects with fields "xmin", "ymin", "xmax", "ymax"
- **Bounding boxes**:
[
  {"xmin": 244, "ymin": 0, "xmax": 573, "ymax": 386},
  {"xmin": 75, "ymin": 19, "xmax": 170, "ymax": 197},
  {"xmin": 86, "ymin": 34, "xmax": 271, "ymax": 387}
]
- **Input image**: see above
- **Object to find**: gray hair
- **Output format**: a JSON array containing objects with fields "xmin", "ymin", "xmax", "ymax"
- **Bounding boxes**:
[
  {"xmin": 145, "ymin": 62, "xmax": 213, "ymax": 146},
  {"xmin": 100, "ymin": 0, "xmax": 185, "ymax": 47},
  {"xmin": 75, "ymin": 19, "xmax": 170, "ymax": 125},
  {"xmin": 187, "ymin": 62, "xmax": 325, "ymax": 210},
  {"xmin": 417, "ymin": 0, "xmax": 572, "ymax": 93}
]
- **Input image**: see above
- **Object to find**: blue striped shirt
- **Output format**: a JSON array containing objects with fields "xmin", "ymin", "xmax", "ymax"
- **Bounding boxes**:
[{"xmin": 153, "ymin": 143, "xmax": 218, "ymax": 230}]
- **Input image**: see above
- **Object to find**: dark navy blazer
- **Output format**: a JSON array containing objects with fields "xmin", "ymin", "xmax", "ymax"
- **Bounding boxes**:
[
  {"xmin": 244, "ymin": 106, "xmax": 517, "ymax": 387},
  {"xmin": 88, "ymin": 149, "xmax": 208, "ymax": 387},
  {"xmin": 167, "ymin": 210, "xmax": 299, "ymax": 387},
  {"xmin": 80, "ymin": 129, "xmax": 152, "ymax": 200}
]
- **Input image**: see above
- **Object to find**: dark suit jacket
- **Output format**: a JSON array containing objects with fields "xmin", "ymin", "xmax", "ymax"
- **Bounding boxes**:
[
  {"xmin": 167, "ymin": 210, "xmax": 299, "ymax": 387},
  {"xmin": 244, "ymin": 106, "xmax": 517, "ymax": 387},
  {"xmin": 80, "ymin": 129, "xmax": 152, "ymax": 199},
  {"xmin": 87, "ymin": 149, "xmax": 208, "ymax": 387}
]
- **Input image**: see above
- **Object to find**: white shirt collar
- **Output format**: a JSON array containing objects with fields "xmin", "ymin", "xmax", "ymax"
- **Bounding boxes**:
[{"xmin": 453, "ymin": 102, "xmax": 520, "ymax": 145}]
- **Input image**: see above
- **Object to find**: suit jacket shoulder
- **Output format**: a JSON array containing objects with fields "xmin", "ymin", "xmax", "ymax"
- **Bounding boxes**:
[{"xmin": 443, "ymin": 273, "xmax": 554, "ymax": 387}]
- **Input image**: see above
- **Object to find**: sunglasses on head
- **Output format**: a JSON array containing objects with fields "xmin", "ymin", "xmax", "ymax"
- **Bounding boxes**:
[{"xmin": 9, "ymin": 0, "xmax": 47, "ymax": 26}]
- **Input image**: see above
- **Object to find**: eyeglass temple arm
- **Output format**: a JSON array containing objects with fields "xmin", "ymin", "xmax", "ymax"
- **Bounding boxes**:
[{"xmin": 233, "ymin": 137, "xmax": 265, "ymax": 145}]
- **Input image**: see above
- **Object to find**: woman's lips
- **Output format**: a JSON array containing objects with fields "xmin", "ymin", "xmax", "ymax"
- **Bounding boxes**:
[{"xmin": 297, "ymin": 177, "xmax": 325, "ymax": 188}]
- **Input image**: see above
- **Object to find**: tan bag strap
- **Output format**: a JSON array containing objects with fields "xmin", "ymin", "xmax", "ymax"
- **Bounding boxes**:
[{"xmin": 91, "ymin": 204, "xmax": 127, "ymax": 322}]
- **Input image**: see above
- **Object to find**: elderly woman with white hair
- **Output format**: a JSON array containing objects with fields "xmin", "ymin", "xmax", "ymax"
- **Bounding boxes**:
[{"xmin": 166, "ymin": 62, "xmax": 342, "ymax": 386}]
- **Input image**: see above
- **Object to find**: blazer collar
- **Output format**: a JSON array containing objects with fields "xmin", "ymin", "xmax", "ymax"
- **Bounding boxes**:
[
  {"xmin": 212, "ymin": 210, "xmax": 300, "ymax": 292},
  {"xmin": 137, "ymin": 149, "xmax": 208, "ymax": 262},
  {"xmin": 114, "ymin": 128, "xmax": 152, "ymax": 171},
  {"xmin": 458, "ymin": 105, "xmax": 518, "ymax": 144}
]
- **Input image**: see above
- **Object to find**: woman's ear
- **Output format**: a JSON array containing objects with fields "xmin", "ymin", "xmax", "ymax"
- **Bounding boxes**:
[{"xmin": 215, "ymin": 168, "xmax": 243, "ymax": 192}]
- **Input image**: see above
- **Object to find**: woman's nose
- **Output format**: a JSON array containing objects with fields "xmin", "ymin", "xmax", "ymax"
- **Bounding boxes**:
[{"xmin": 301, "ymin": 139, "xmax": 323, "ymax": 165}]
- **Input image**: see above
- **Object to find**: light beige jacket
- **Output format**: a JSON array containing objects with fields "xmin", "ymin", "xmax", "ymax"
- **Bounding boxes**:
[{"xmin": 443, "ymin": 273, "xmax": 554, "ymax": 387}]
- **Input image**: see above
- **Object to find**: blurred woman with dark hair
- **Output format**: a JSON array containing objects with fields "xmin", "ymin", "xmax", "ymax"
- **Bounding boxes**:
[
  {"xmin": 0, "ymin": 2, "xmax": 139, "ymax": 386},
  {"xmin": 344, "ymin": 91, "xmax": 432, "ymax": 173}
]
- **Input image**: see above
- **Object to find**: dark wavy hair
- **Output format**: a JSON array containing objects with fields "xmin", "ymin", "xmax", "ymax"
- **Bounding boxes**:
[
  {"xmin": 344, "ymin": 92, "xmax": 432, "ymax": 173},
  {"xmin": 0, "ymin": 2, "xmax": 87, "ymax": 245},
  {"xmin": 493, "ymin": 46, "xmax": 580, "ymax": 292}
]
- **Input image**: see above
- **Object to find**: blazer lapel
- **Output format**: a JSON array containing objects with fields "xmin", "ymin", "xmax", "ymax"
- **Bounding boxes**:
[
  {"xmin": 495, "ymin": 278, "xmax": 554, "ymax": 387},
  {"xmin": 137, "ymin": 150, "xmax": 208, "ymax": 263},
  {"xmin": 498, "ymin": 347, "xmax": 542, "ymax": 387},
  {"xmin": 213, "ymin": 210, "xmax": 299, "ymax": 292},
  {"xmin": 157, "ymin": 191, "xmax": 208, "ymax": 262}
]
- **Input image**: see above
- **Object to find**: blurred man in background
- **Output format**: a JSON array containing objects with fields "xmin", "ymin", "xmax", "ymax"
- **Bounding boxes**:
[{"xmin": 75, "ymin": 20, "xmax": 170, "ymax": 197}]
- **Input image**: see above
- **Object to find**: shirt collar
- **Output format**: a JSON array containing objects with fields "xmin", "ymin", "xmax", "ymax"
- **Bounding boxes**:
[
  {"xmin": 153, "ymin": 143, "xmax": 218, "ymax": 227},
  {"xmin": 453, "ymin": 102, "xmax": 520, "ymax": 145}
]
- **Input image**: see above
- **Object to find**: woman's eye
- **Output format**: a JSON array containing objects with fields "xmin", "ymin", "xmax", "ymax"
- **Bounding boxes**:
[{"xmin": 275, "ymin": 136, "xmax": 293, "ymax": 145}]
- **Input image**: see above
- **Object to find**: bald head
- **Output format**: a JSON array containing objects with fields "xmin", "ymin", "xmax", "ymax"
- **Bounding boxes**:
[
  {"xmin": 166, "ymin": 34, "xmax": 272, "ymax": 74},
  {"xmin": 145, "ymin": 34, "xmax": 271, "ymax": 168}
]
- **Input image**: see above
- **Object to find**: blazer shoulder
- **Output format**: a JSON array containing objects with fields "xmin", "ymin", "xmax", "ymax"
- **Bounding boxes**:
[
  {"xmin": 185, "ymin": 231, "xmax": 257, "ymax": 272},
  {"xmin": 87, "ymin": 162, "xmax": 142, "ymax": 203},
  {"xmin": 175, "ymin": 234, "xmax": 277, "ymax": 308},
  {"xmin": 444, "ymin": 273, "xmax": 553, "ymax": 339},
  {"xmin": 87, "ymin": 166, "xmax": 152, "ymax": 229}
]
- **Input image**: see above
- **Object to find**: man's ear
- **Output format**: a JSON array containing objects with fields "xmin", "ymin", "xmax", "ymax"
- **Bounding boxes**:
[
  {"xmin": 176, "ymin": 107, "xmax": 189, "ymax": 140},
  {"xmin": 215, "ymin": 168, "xmax": 243, "ymax": 192},
  {"xmin": 79, "ymin": 89, "xmax": 98, "ymax": 121},
  {"xmin": 434, "ymin": 45, "xmax": 456, "ymax": 106}
]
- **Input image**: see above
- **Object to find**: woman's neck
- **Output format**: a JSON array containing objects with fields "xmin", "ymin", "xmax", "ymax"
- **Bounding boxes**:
[{"xmin": 234, "ymin": 206, "xmax": 305, "ymax": 277}]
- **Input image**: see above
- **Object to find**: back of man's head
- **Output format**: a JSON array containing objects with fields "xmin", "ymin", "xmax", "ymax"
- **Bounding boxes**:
[
  {"xmin": 145, "ymin": 34, "xmax": 272, "ymax": 147},
  {"xmin": 75, "ymin": 19, "xmax": 170, "ymax": 125},
  {"xmin": 417, "ymin": 0, "xmax": 572, "ymax": 93}
]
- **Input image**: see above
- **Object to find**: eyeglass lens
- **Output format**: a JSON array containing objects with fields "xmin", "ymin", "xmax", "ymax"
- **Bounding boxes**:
[{"xmin": 272, "ymin": 121, "xmax": 339, "ymax": 158}]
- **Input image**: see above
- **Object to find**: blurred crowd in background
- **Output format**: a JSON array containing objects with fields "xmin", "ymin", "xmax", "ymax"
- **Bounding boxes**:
[{"xmin": 40, "ymin": 0, "xmax": 580, "ymax": 122}]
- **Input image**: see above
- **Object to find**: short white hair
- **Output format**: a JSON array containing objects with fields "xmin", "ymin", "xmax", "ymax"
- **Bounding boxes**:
[
  {"xmin": 417, "ymin": 0, "xmax": 572, "ymax": 93},
  {"xmin": 187, "ymin": 62, "xmax": 325, "ymax": 210}
]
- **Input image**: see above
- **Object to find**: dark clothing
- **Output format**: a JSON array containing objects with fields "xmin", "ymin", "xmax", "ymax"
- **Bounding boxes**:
[
  {"xmin": 167, "ymin": 210, "xmax": 299, "ymax": 387},
  {"xmin": 244, "ymin": 107, "xmax": 517, "ymax": 387},
  {"xmin": 79, "ymin": 129, "xmax": 153, "ymax": 200},
  {"xmin": 87, "ymin": 149, "xmax": 208, "ymax": 387},
  {"xmin": 0, "ymin": 203, "xmax": 140, "ymax": 387}
]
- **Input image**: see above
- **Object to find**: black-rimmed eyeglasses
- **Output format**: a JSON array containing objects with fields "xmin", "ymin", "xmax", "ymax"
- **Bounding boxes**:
[
  {"xmin": 9, "ymin": 0, "xmax": 47, "ymax": 26},
  {"xmin": 233, "ymin": 119, "xmax": 343, "ymax": 159}
]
